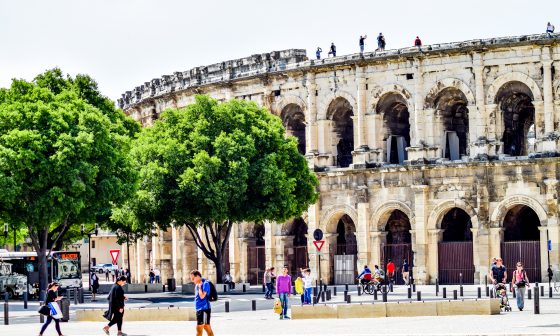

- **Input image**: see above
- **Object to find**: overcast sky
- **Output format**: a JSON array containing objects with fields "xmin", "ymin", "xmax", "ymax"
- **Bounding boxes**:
[{"xmin": 0, "ymin": 0, "xmax": 557, "ymax": 101}]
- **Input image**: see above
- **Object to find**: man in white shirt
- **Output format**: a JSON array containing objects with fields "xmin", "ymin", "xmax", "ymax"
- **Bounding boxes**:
[
  {"xmin": 154, "ymin": 268, "xmax": 161, "ymax": 283},
  {"xmin": 547, "ymin": 22, "xmax": 555, "ymax": 37}
]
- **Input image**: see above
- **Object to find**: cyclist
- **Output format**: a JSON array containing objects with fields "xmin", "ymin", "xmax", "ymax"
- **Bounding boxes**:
[{"xmin": 357, "ymin": 265, "xmax": 373, "ymax": 285}]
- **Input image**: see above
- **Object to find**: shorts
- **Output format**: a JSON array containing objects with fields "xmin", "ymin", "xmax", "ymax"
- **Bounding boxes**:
[{"xmin": 196, "ymin": 309, "xmax": 211, "ymax": 325}]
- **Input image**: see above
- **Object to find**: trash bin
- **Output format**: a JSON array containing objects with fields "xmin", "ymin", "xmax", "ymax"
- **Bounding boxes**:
[
  {"xmin": 167, "ymin": 278, "xmax": 176, "ymax": 292},
  {"xmin": 59, "ymin": 298, "xmax": 70, "ymax": 322}
]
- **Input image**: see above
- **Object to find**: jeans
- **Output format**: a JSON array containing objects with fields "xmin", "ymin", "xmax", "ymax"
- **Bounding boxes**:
[
  {"xmin": 40, "ymin": 315, "xmax": 62, "ymax": 335},
  {"xmin": 304, "ymin": 287, "xmax": 312, "ymax": 304},
  {"xmin": 547, "ymin": 29, "xmax": 554, "ymax": 37},
  {"xmin": 279, "ymin": 292, "xmax": 289, "ymax": 317},
  {"xmin": 515, "ymin": 286, "xmax": 526, "ymax": 310},
  {"xmin": 360, "ymin": 45, "xmax": 364, "ymax": 53},
  {"xmin": 265, "ymin": 283, "xmax": 273, "ymax": 298}
]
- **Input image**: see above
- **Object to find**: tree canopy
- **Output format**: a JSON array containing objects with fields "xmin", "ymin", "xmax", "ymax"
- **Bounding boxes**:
[
  {"xmin": 122, "ymin": 95, "xmax": 318, "ymax": 279},
  {"xmin": 0, "ymin": 68, "xmax": 139, "ymax": 290}
]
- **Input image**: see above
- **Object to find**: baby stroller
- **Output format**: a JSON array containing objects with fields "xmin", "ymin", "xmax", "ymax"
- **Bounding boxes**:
[{"xmin": 494, "ymin": 283, "xmax": 511, "ymax": 312}]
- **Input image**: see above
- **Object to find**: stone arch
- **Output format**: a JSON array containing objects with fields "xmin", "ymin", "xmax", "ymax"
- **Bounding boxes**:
[
  {"xmin": 320, "ymin": 204, "xmax": 359, "ymax": 234},
  {"xmin": 273, "ymin": 94, "xmax": 308, "ymax": 116},
  {"xmin": 369, "ymin": 84, "xmax": 414, "ymax": 113},
  {"xmin": 424, "ymin": 78, "xmax": 476, "ymax": 107},
  {"xmin": 490, "ymin": 195, "xmax": 548, "ymax": 227},
  {"xmin": 280, "ymin": 214, "xmax": 309, "ymax": 235},
  {"xmin": 317, "ymin": 91, "xmax": 357, "ymax": 120},
  {"xmin": 486, "ymin": 72, "xmax": 543, "ymax": 104},
  {"xmin": 370, "ymin": 201, "xmax": 414, "ymax": 232},
  {"xmin": 428, "ymin": 199, "xmax": 480, "ymax": 230},
  {"xmin": 280, "ymin": 103, "xmax": 306, "ymax": 155}
]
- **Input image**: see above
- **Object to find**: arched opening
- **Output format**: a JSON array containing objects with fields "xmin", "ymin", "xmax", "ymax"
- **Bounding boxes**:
[
  {"xmin": 327, "ymin": 98, "xmax": 354, "ymax": 168},
  {"xmin": 496, "ymin": 81, "xmax": 535, "ymax": 156},
  {"xmin": 377, "ymin": 93, "xmax": 410, "ymax": 164},
  {"xmin": 501, "ymin": 205, "xmax": 542, "ymax": 281},
  {"xmin": 247, "ymin": 223, "xmax": 266, "ymax": 285},
  {"xmin": 330, "ymin": 214, "xmax": 357, "ymax": 284},
  {"xmin": 284, "ymin": 217, "xmax": 309, "ymax": 278},
  {"xmin": 433, "ymin": 88, "xmax": 469, "ymax": 160},
  {"xmin": 438, "ymin": 208, "xmax": 475, "ymax": 284},
  {"xmin": 381, "ymin": 210, "xmax": 413, "ymax": 284},
  {"xmin": 281, "ymin": 104, "xmax": 306, "ymax": 155}
]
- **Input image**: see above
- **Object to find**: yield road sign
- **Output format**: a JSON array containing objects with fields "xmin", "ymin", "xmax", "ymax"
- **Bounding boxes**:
[
  {"xmin": 110, "ymin": 250, "xmax": 120, "ymax": 265},
  {"xmin": 313, "ymin": 240, "xmax": 325, "ymax": 252}
]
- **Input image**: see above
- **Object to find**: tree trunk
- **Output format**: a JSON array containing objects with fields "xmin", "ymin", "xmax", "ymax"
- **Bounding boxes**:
[
  {"xmin": 36, "ymin": 229, "xmax": 49, "ymax": 296},
  {"xmin": 214, "ymin": 249, "xmax": 223, "ymax": 284}
]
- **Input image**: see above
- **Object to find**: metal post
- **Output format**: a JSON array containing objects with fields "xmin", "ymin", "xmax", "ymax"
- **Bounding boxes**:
[
  {"xmin": 374, "ymin": 289, "xmax": 378, "ymax": 300},
  {"xmin": 534, "ymin": 288, "xmax": 540, "ymax": 314},
  {"xmin": 412, "ymin": 283, "xmax": 416, "ymax": 292},
  {"xmin": 4, "ymin": 301, "xmax": 8, "ymax": 325},
  {"xmin": 486, "ymin": 286, "xmax": 489, "ymax": 297},
  {"xmin": 251, "ymin": 299, "xmax": 256, "ymax": 311},
  {"xmin": 512, "ymin": 288, "xmax": 516, "ymax": 298},
  {"xmin": 540, "ymin": 285, "xmax": 544, "ymax": 297},
  {"xmin": 225, "ymin": 301, "xmax": 230, "ymax": 313},
  {"xmin": 460, "ymin": 286, "xmax": 464, "ymax": 297},
  {"xmin": 39, "ymin": 301, "xmax": 44, "ymax": 323},
  {"xmin": 326, "ymin": 290, "xmax": 331, "ymax": 301},
  {"xmin": 477, "ymin": 287, "xmax": 481, "ymax": 298},
  {"xmin": 417, "ymin": 291, "xmax": 421, "ymax": 301},
  {"xmin": 23, "ymin": 292, "xmax": 28, "ymax": 309},
  {"xmin": 484, "ymin": 275, "xmax": 487, "ymax": 287},
  {"xmin": 343, "ymin": 290, "xmax": 348, "ymax": 302},
  {"xmin": 528, "ymin": 289, "xmax": 532, "ymax": 300},
  {"xmin": 453, "ymin": 290, "xmax": 457, "ymax": 300},
  {"xmin": 345, "ymin": 283, "xmax": 349, "ymax": 291},
  {"xmin": 321, "ymin": 291, "xmax": 326, "ymax": 302},
  {"xmin": 313, "ymin": 296, "xmax": 317, "ymax": 304},
  {"xmin": 549, "ymin": 286, "xmax": 553, "ymax": 298},
  {"xmin": 357, "ymin": 286, "xmax": 362, "ymax": 296},
  {"xmin": 243, "ymin": 284, "xmax": 247, "ymax": 293},
  {"xmin": 459, "ymin": 273, "xmax": 463, "ymax": 286},
  {"xmin": 436, "ymin": 279, "xmax": 439, "ymax": 296},
  {"xmin": 333, "ymin": 286, "xmax": 337, "ymax": 296},
  {"xmin": 490, "ymin": 289, "xmax": 494, "ymax": 298},
  {"xmin": 346, "ymin": 295, "xmax": 351, "ymax": 304},
  {"xmin": 312, "ymin": 287, "xmax": 316, "ymax": 297},
  {"xmin": 407, "ymin": 287, "xmax": 412, "ymax": 299},
  {"xmin": 73, "ymin": 288, "xmax": 78, "ymax": 305},
  {"xmin": 382, "ymin": 290, "xmax": 387, "ymax": 302},
  {"xmin": 443, "ymin": 287, "xmax": 447, "ymax": 299}
]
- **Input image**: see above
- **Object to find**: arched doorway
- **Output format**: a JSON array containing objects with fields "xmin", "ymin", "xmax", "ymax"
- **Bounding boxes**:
[
  {"xmin": 281, "ymin": 104, "xmax": 306, "ymax": 155},
  {"xmin": 381, "ymin": 210, "xmax": 413, "ymax": 284},
  {"xmin": 437, "ymin": 208, "xmax": 475, "ymax": 284},
  {"xmin": 377, "ymin": 93, "xmax": 410, "ymax": 164},
  {"xmin": 247, "ymin": 224, "xmax": 266, "ymax": 285},
  {"xmin": 327, "ymin": 98, "xmax": 354, "ymax": 168},
  {"xmin": 501, "ymin": 205, "xmax": 541, "ymax": 281},
  {"xmin": 284, "ymin": 217, "xmax": 308, "ymax": 279},
  {"xmin": 433, "ymin": 88, "xmax": 469, "ymax": 160},
  {"xmin": 496, "ymin": 81, "xmax": 535, "ymax": 156},
  {"xmin": 330, "ymin": 214, "xmax": 358, "ymax": 284}
]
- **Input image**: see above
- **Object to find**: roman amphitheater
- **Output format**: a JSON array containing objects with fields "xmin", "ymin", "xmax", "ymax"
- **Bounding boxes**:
[{"xmin": 118, "ymin": 33, "xmax": 560, "ymax": 285}]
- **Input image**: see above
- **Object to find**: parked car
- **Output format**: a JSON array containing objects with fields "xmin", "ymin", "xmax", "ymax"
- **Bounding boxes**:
[{"xmin": 91, "ymin": 263, "xmax": 116, "ymax": 274}]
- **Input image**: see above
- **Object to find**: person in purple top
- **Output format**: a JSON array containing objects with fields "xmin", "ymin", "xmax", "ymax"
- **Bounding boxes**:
[{"xmin": 275, "ymin": 265, "xmax": 292, "ymax": 319}]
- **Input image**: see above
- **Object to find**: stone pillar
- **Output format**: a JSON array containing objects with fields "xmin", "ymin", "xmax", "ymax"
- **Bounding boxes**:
[
  {"xmin": 353, "ymin": 68, "xmax": 368, "ymax": 167},
  {"xmin": 427, "ymin": 229, "xmax": 443, "ymax": 283},
  {"xmin": 305, "ymin": 73, "xmax": 319, "ymax": 166},
  {"xmin": 276, "ymin": 235, "xmax": 293, "ymax": 270},
  {"xmin": 316, "ymin": 119, "xmax": 333, "ymax": 167},
  {"xmin": 370, "ymin": 231, "xmax": 387, "ymax": 268},
  {"xmin": 471, "ymin": 227, "xmax": 490, "ymax": 284},
  {"xmin": 412, "ymin": 184, "xmax": 429, "ymax": 284},
  {"xmin": 171, "ymin": 225, "xmax": 179, "ymax": 280},
  {"xmin": 412, "ymin": 59, "xmax": 425, "ymax": 146},
  {"xmin": 488, "ymin": 228, "xmax": 503, "ymax": 262},
  {"xmin": 540, "ymin": 55, "xmax": 558, "ymax": 153},
  {"xmin": 539, "ymin": 227, "xmax": 550, "ymax": 281},
  {"xmin": 356, "ymin": 202, "xmax": 370, "ymax": 268},
  {"xmin": 135, "ymin": 239, "xmax": 146, "ymax": 283},
  {"xmin": 179, "ymin": 227, "xmax": 187, "ymax": 284},
  {"xmin": 264, "ymin": 220, "xmax": 276, "ymax": 271},
  {"xmin": 365, "ymin": 113, "xmax": 384, "ymax": 163},
  {"xmin": 238, "ymin": 237, "xmax": 254, "ymax": 283},
  {"xmin": 228, "ymin": 223, "xmax": 241, "ymax": 283}
]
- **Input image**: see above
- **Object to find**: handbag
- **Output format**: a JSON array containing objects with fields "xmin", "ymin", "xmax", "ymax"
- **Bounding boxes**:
[
  {"xmin": 38, "ymin": 304, "xmax": 51, "ymax": 316},
  {"xmin": 103, "ymin": 310, "xmax": 111, "ymax": 321},
  {"xmin": 48, "ymin": 301, "xmax": 63, "ymax": 320}
]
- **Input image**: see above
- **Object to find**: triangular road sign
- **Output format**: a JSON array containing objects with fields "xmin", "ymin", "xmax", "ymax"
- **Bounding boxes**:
[
  {"xmin": 110, "ymin": 250, "xmax": 120, "ymax": 265},
  {"xmin": 313, "ymin": 240, "xmax": 325, "ymax": 252}
]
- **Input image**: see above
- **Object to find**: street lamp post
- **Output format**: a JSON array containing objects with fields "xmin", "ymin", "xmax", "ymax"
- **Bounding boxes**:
[{"xmin": 81, "ymin": 224, "xmax": 98, "ymax": 291}]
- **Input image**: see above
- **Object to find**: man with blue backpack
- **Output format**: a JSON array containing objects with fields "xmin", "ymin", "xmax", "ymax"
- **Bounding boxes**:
[{"xmin": 191, "ymin": 270, "xmax": 217, "ymax": 336}]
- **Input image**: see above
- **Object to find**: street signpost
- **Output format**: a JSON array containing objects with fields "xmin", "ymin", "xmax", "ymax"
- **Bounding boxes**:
[
  {"xmin": 313, "ymin": 229, "xmax": 324, "ymax": 284},
  {"xmin": 110, "ymin": 250, "xmax": 120, "ymax": 265}
]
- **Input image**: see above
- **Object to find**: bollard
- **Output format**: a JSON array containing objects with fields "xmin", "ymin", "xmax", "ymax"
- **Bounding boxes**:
[
  {"xmin": 512, "ymin": 288, "xmax": 516, "ymax": 298},
  {"xmin": 484, "ymin": 275, "xmax": 488, "ymax": 287},
  {"xmin": 321, "ymin": 291, "xmax": 326, "ymax": 302},
  {"xmin": 333, "ymin": 286, "xmax": 337, "ymax": 296},
  {"xmin": 540, "ymin": 285, "xmax": 544, "ymax": 297},
  {"xmin": 251, "ymin": 299, "xmax": 256, "ymax": 311},
  {"xmin": 225, "ymin": 301, "xmax": 230, "ymax": 313},
  {"xmin": 326, "ymin": 290, "xmax": 331, "ymax": 301},
  {"xmin": 323, "ymin": 284, "xmax": 327, "ymax": 292},
  {"xmin": 4, "ymin": 300, "xmax": 8, "ymax": 325},
  {"xmin": 243, "ymin": 284, "xmax": 247, "ymax": 293},
  {"xmin": 313, "ymin": 287, "xmax": 317, "ymax": 297},
  {"xmin": 528, "ymin": 289, "xmax": 532, "ymax": 300},
  {"xmin": 417, "ymin": 291, "xmax": 421, "ymax": 301},
  {"xmin": 163, "ymin": 285, "xmax": 166, "ymax": 292},
  {"xmin": 262, "ymin": 284, "xmax": 265, "ymax": 293},
  {"xmin": 436, "ymin": 279, "xmax": 439, "ymax": 296},
  {"xmin": 486, "ymin": 286, "xmax": 489, "ymax": 297},
  {"xmin": 39, "ymin": 301, "xmax": 44, "ymax": 323},
  {"xmin": 374, "ymin": 289, "xmax": 378, "ymax": 300},
  {"xmin": 490, "ymin": 289, "xmax": 494, "ymax": 298},
  {"xmin": 144, "ymin": 284, "xmax": 148, "ymax": 293},
  {"xmin": 549, "ymin": 286, "xmax": 553, "ymax": 298},
  {"xmin": 345, "ymin": 283, "xmax": 349, "ymax": 291},
  {"xmin": 223, "ymin": 284, "xmax": 228, "ymax": 293},
  {"xmin": 412, "ymin": 283, "xmax": 416, "ymax": 292},
  {"xmin": 346, "ymin": 295, "xmax": 351, "ymax": 304},
  {"xmin": 343, "ymin": 290, "xmax": 348, "ymax": 302},
  {"xmin": 79, "ymin": 288, "xmax": 84, "ymax": 304},
  {"xmin": 460, "ymin": 273, "xmax": 463, "ymax": 286},
  {"xmin": 477, "ymin": 287, "xmax": 481, "ymax": 298},
  {"xmin": 534, "ymin": 289, "xmax": 540, "ymax": 314},
  {"xmin": 407, "ymin": 287, "xmax": 412, "ymax": 299},
  {"xmin": 382, "ymin": 290, "xmax": 387, "ymax": 302},
  {"xmin": 460, "ymin": 286, "xmax": 464, "ymax": 297},
  {"xmin": 313, "ymin": 296, "xmax": 318, "ymax": 305},
  {"xmin": 389, "ymin": 282, "xmax": 394, "ymax": 292},
  {"xmin": 443, "ymin": 287, "xmax": 447, "ymax": 299},
  {"xmin": 357, "ymin": 286, "xmax": 362, "ymax": 296},
  {"xmin": 453, "ymin": 290, "xmax": 457, "ymax": 300},
  {"xmin": 73, "ymin": 288, "xmax": 78, "ymax": 305},
  {"xmin": 23, "ymin": 291, "xmax": 28, "ymax": 309}
]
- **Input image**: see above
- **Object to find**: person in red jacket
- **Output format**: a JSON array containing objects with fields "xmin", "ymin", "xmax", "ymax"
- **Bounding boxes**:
[
  {"xmin": 386, "ymin": 259, "xmax": 396, "ymax": 284},
  {"xmin": 414, "ymin": 36, "xmax": 422, "ymax": 48}
]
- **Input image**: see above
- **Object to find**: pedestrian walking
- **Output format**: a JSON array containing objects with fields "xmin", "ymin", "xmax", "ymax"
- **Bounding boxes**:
[
  {"xmin": 103, "ymin": 276, "xmax": 128, "ymax": 336},
  {"xmin": 91, "ymin": 271, "xmax": 100, "ymax": 301},
  {"xmin": 376, "ymin": 33, "xmax": 386, "ymax": 51},
  {"xmin": 275, "ymin": 265, "xmax": 292, "ymax": 319},
  {"xmin": 359, "ymin": 35, "xmax": 367, "ymax": 53},
  {"xmin": 316, "ymin": 47, "xmax": 323, "ymax": 60},
  {"xmin": 300, "ymin": 268, "xmax": 313, "ymax": 304},
  {"xmin": 512, "ymin": 262, "xmax": 530, "ymax": 311},
  {"xmin": 112, "ymin": 268, "xmax": 117, "ymax": 282},
  {"xmin": 414, "ymin": 36, "xmax": 422, "ymax": 49},
  {"xmin": 105, "ymin": 269, "xmax": 110, "ymax": 282},
  {"xmin": 190, "ymin": 270, "xmax": 214, "ymax": 336},
  {"xmin": 386, "ymin": 259, "xmax": 395, "ymax": 284},
  {"xmin": 154, "ymin": 268, "xmax": 161, "ymax": 283},
  {"xmin": 264, "ymin": 267, "xmax": 275, "ymax": 299},
  {"xmin": 125, "ymin": 268, "xmax": 131, "ymax": 284},
  {"xmin": 489, "ymin": 257, "xmax": 507, "ymax": 285},
  {"xmin": 149, "ymin": 269, "xmax": 155, "ymax": 283},
  {"xmin": 402, "ymin": 259, "xmax": 410, "ymax": 285},
  {"xmin": 38, "ymin": 282, "xmax": 64, "ymax": 336},
  {"xmin": 547, "ymin": 22, "xmax": 555, "ymax": 37},
  {"xmin": 328, "ymin": 43, "xmax": 336, "ymax": 57}
]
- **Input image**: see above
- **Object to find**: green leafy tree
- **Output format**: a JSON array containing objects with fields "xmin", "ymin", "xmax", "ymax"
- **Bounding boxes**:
[
  {"xmin": 125, "ymin": 95, "xmax": 318, "ymax": 281},
  {"xmin": 0, "ymin": 69, "xmax": 139, "ymax": 291}
]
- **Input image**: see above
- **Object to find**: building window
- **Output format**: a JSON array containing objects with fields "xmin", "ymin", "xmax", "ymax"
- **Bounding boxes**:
[{"xmin": 92, "ymin": 240, "xmax": 96, "ymax": 249}]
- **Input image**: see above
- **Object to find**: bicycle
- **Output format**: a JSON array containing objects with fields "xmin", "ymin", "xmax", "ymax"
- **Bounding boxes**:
[{"xmin": 358, "ymin": 278, "xmax": 382, "ymax": 295}]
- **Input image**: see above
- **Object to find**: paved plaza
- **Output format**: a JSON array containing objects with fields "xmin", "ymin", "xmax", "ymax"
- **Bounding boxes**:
[{"xmin": 4, "ymin": 285, "xmax": 560, "ymax": 335}]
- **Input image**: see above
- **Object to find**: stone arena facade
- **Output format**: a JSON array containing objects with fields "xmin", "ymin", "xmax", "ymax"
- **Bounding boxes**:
[{"xmin": 119, "ymin": 33, "xmax": 560, "ymax": 285}]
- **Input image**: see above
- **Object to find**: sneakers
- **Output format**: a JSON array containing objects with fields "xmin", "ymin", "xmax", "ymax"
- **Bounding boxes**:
[
  {"xmin": 283, "ymin": 315, "xmax": 291, "ymax": 319},
  {"xmin": 279, "ymin": 315, "xmax": 284, "ymax": 320},
  {"xmin": 102, "ymin": 327, "xmax": 110, "ymax": 335}
]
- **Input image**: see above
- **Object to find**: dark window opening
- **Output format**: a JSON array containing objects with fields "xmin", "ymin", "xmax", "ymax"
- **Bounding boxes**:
[
  {"xmin": 327, "ymin": 98, "xmax": 354, "ymax": 168},
  {"xmin": 441, "ymin": 208, "xmax": 472, "ymax": 242},
  {"xmin": 281, "ymin": 103, "xmax": 306, "ymax": 155}
]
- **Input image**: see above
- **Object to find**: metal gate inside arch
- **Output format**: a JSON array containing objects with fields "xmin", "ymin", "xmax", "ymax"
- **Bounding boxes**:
[{"xmin": 437, "ymin": 208, "xmax": 475, "ymax": 284}]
